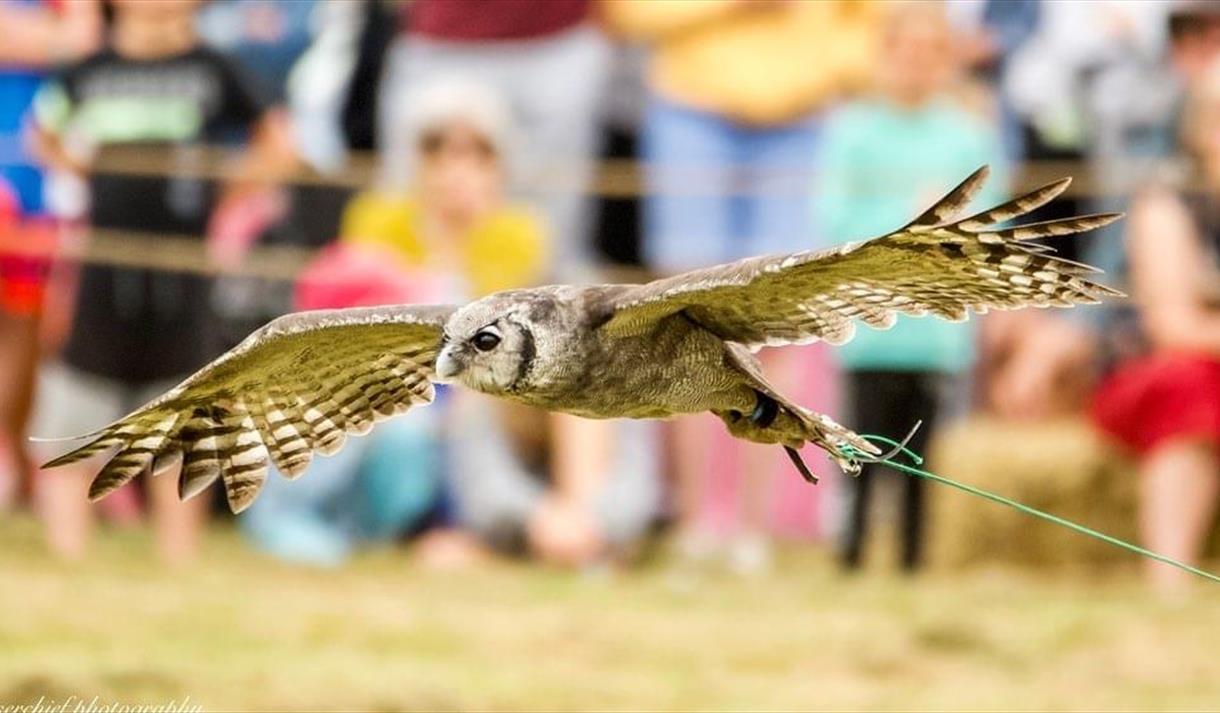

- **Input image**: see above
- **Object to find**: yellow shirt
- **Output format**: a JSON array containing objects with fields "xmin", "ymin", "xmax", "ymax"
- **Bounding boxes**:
[
  {"xmin": 341, "ymin": 191, "xmax": 548, "ymax": 297},
  {"xmin": 605, "ymin": 0, "xmax": 880, "ymax": 125}
]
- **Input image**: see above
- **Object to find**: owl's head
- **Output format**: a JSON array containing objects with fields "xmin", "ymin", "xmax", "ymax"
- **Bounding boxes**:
[{"xmin": 435, "ymin": 291, "xmax": 566, "ymax": 395}]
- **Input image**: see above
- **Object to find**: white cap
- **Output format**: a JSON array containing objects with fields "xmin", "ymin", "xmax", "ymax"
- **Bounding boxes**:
[{"xmin": 383, "ymin": 76, "xmax": 517, "ymax": 187}]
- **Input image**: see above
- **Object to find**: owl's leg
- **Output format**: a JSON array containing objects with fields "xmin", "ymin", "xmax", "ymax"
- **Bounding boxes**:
[
  {"xmin": 716, "ymin": 343, "xmax": 881, "ymax": 482},
  {"xmin": 716, "ymin": 389, "xmax": 880, "ymax": 483},
  {"xmin": 739, "ymin": 393, "xmax": 819, "ymax": 483}
]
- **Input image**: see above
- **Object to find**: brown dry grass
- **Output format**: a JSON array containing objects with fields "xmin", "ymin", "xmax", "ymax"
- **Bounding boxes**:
[{"xmin": 1, "ymin": 515, "xmax": 1218, "ymax": 712}]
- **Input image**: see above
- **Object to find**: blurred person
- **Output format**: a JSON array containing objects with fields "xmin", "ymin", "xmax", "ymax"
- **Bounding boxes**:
[
  {"xmin": 989, "ymin": 2, "xmax": 1220, "ymax": 425},
  {"xmin": 1091, "ymin": 58, "xmax": 1220, "ymax": 595},
  {"xmin": 0, "ymin": 0, "xmax": 100, "ymax": 508},
  {"xmin": 378, "ymin": 0, "xmax": 609, "ymax": 275},
  {"xmin": 590, "ymin": 42, "xmax": 647, "ymax": 270},
  {"xmin": 199, "ymin": 0, "xmax": 356, "ymax": 351},
  {"xmin": 288, "ymin": 0, "xmax": 395, "ymax": 172},
  {"xmin": 607, "ymin": 0, "xmax": 880, "ymax": 573},
  {"xmin": 241, "ymin": 244, "xmax": 482, "ymax": 568},
  {"xmin": 945, "ymin": 0, "xmax": 1038, "ymax": 160},
  {"xmin": 197, "ymin": 0, "xmax": 316, "ymax": 104},
  {"xmin": 966, "ymin": 2, "xmax": 1173, "ymax": 431},
  {"xmin": 1003, "ymin": 0, "xmax": 1169, "ymax": 265},
  {"xmin": 28, "ymin": 0, "xmax": 295, "ymax": 563},
  {"xmin": 817, "ymin": 0, "xmax": 1006, "ymax": 571},
  {"xmin": 324, "ymin": 80, "xmax": 660, "ymax": 568},
  {"xmin": 1005, "ymin": 0, "xmax": 1169, "ymax": 161},
  {"xmin": 1083, "ymin": 1, "xmax": 1220, "ymax": 283},
  {"xmin": 1089, "ymin": 2, "xmax": 1220, "ymax": 172},
  {"xmin": 243, "ymin": 79, "xmax": 541, "ymax": 568}
]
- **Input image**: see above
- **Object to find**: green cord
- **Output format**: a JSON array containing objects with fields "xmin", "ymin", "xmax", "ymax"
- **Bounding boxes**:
[{"xmin": 848, "ymin": 434, "xmax": 1220, "ymax": 586}]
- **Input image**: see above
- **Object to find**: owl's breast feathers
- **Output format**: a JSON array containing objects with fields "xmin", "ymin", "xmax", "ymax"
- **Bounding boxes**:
[{"xmin": 512, "ymin": 291, "xmax": 748, "ymax": 420}]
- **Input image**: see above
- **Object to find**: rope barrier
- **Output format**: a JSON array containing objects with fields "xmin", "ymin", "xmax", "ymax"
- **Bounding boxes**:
[
  {"xmin": 846, "ymin": 435, "xmax": 1220, "ymax": 585},
  {"xmin": 2, "ymin": 227, "xmax": 314, "ymax": 281},
  {"xmin": 82, "ymin": 145, "xmax": 1178, "ymax": 198},
  {"xmin": 0, "ymin": 148, "xmax": 1180, "ymax": 277}
]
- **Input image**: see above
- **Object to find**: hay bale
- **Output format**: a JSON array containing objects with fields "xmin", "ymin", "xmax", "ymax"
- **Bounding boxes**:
[{"xmin": 925, "ymin": 417, "xmax": 1140, "ymax": 571}]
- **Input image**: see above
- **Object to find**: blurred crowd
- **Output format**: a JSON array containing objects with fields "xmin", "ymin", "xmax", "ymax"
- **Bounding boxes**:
[{"xmin": 0, "ymin": 0, "xmax": 1218, "ymax": 596}]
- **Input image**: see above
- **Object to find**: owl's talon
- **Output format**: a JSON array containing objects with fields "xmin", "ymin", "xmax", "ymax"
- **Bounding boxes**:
[{"xmin": 784, "ymin": 446, "xmax": 819, "ymax": 484}]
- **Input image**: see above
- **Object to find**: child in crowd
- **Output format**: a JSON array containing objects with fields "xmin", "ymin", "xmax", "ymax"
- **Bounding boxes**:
[
  {"xmin": 816, "ymin": 0, "xmax": 1006, "ymax": 571},
  {"xmin": 1093, "ymin": 58, "xmax": 1220, "ymax": 596},
  {"xmin": 29, "ymin": 0, "xmax": 294, "ymax": 563},
  {"xmin": 0, "ymin": 0, "xmax": 99, "ymax": 508},
  {"xmin": 245, "ymin": 80, "xmax": 660, "ymax": 568},
  {"xmin": 608, "ymin": 0, "xmax": 881, "ymax": 574}
]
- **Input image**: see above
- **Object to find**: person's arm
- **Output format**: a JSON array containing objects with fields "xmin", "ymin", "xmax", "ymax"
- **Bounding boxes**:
[
  {"xmin": 0, "ymin": 0, "xmax": 99, "ymax": 67},
  {"xmin": 28, "ymin": 77, "xmax": 88, "ymax": 176},
  {"xmin": 221, "ymin": 108, "xmax": 299, "ymax": 199},
  {"xmin": 549, "ymin": 413, "xmax": 612, "ymax": 507},
  {"xmin": 28, "ymin": 123, "xmax": 86, "ymax": 176},
  {"xmin": 207, "ymin": 109, "xmax": 299, "ymax": 267},
  {"xmin": 1129, "ymin": 187, "xmax": 1220, "ymax": 354}
]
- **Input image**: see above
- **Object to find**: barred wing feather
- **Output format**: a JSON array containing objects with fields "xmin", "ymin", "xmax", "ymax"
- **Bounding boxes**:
[
  {"xmin": 601, "ymin": 166, "xmax": 1123, "ymax": 347},
  {"xmin": 40, "ymin": 304, "xmax": 455, "ymax": 513}
]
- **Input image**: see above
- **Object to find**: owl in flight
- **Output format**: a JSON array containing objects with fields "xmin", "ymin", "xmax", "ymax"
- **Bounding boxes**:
[{"xmin": 42, "ymin": 166, "xmax": 1122, "ymax": 513}]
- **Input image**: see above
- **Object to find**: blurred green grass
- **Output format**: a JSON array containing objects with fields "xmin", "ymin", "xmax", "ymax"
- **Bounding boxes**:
[{"xmin": 1, "ymin": 515, "xmax": 1218, "ymax": 711}]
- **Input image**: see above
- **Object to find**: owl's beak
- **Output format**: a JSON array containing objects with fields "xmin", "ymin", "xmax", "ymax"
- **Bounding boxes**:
[{"xmin": 434, "ymin": 348, "xmax": 463, "ymax": 382}]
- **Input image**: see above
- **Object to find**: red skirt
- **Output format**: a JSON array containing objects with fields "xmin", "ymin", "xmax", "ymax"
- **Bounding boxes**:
[
  {"xmin": 0, "ymin": 180, "xmax": 56, "ymax": 317},
  {"xmin": 0, "ymin": 219, "xmax": 57, "ymax": 316},
  {"xmin": 1091, "ymin": 353, "xmax": 1220, "ymax": 455}
]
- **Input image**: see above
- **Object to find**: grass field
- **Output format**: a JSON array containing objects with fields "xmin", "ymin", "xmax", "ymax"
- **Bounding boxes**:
[{"xmin": 1, "ymin": 515, "xmax": 1218, "ymax": 712}]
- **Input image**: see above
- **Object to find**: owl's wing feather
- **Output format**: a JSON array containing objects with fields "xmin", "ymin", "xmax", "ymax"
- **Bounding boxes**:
[
  {"xmin": 601, "ymin": 166, "xmax": 1123, "ymax": 348},
  {"xmin": 41, "ymin": 304, "xmax": 456, "ymax": 513}
]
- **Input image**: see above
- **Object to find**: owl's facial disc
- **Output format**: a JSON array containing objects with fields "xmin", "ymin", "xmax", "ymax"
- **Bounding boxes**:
[{"xmin": 435, "ymin": 318, "xmax": 533, "ymax": 394}]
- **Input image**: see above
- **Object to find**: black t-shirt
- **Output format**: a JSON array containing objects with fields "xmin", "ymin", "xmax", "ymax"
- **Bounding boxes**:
[{"xmin": 37, "ymin": 46, "xmax": 267, "ymax": 383}]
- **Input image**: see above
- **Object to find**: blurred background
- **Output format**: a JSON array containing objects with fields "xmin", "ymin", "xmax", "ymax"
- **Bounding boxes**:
[{"xmin": 2, "ymin": 0, "xmax": 1220, "ymax": 709}]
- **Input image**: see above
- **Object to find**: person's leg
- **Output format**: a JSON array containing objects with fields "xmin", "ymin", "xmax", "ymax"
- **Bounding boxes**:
[
  {"xmin": 729, "ymin": 118, "xmax": 820, "ymax": 569},
  {"xmin": 739, "ymin": 116, "xmax": 820, "ymax": 257},
  {"xmin": 899, "ymin": 372, "xmax": 939, "ymax": 572},
  {"xmin": 131, "ymin": 377, "xmax": 209, "ymax": 565},
  {"xmin": 1139, "ymin": 438, "xmax": 1220, "ymax": 595},
  {"xmin": 592, "ymin": 419, "xmax": 662, "ymax": 553},
  {"xmin": 842, "ymin": 466, "xmax": 875, "ymax": 570},
  {"xmin": 30, "ymin": 363, "xmax": 125, "ymax": 559},
  {"xmin": 841, "ymin": 371, "xmax": 908, "ymax": 569},
  {"xmin": 354, "ymin": 413, "xmax": 444, "ymax": 541},
  {"xmin": 445, "ymin": 393, "xmax": 546, "ymax": 552},
  {"xmin": 242, "ymin": 435, "xmax": 371, "ymax": 567},
  {"xmin": 0, "ymin": 309, "xmax": 39, "ymax": 507},
  {"xmin": 733, "ymin": 347, "xmax": 807, "ymax": 574},
  {"xmin": 641, "ymin": 97, "xmax": 736, "ymax": 273},
  {"xmin": 510, "ymin": 26, "xmax": 610, "ymax": 274},
  {"xmin": 641, "ymin": 97, "xmax": 739, "ymax": 556},
  {"xmin": 146, "ymin": 462, "xmax": 208, "ymax": 565},
  {"xmin": 841, "ymin": 372, "xmax": 874, "ymax": 569}
]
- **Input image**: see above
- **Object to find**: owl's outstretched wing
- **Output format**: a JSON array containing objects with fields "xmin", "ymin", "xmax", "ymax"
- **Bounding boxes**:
[
  {"xmin": 600, "ymin": 166, "xmax": 1122, "ymax": 347},
  {"xmin": 40, "ymin": 304, "xmax": 456, "ymax": 512}
]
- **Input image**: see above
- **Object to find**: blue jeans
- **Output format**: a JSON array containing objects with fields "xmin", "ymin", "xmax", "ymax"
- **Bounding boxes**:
[
  {"xmin": 241, "ymin": 413, "xmax": 448, "ymax": 566},
  {"xmin": 642, "ymin": 97, "xmax": 821, "ymax": 272}
]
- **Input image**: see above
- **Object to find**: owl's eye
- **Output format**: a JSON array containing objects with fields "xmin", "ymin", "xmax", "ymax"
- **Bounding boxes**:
[{"xmin": 471, "ymin": 329, "xmax": 501, "ymax": 352}]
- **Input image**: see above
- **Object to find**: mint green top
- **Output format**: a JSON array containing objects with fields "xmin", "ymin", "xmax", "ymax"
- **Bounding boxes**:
[{"xmin": 816, "ymin": 98, "xmax": 1007, "ymax": 373}]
